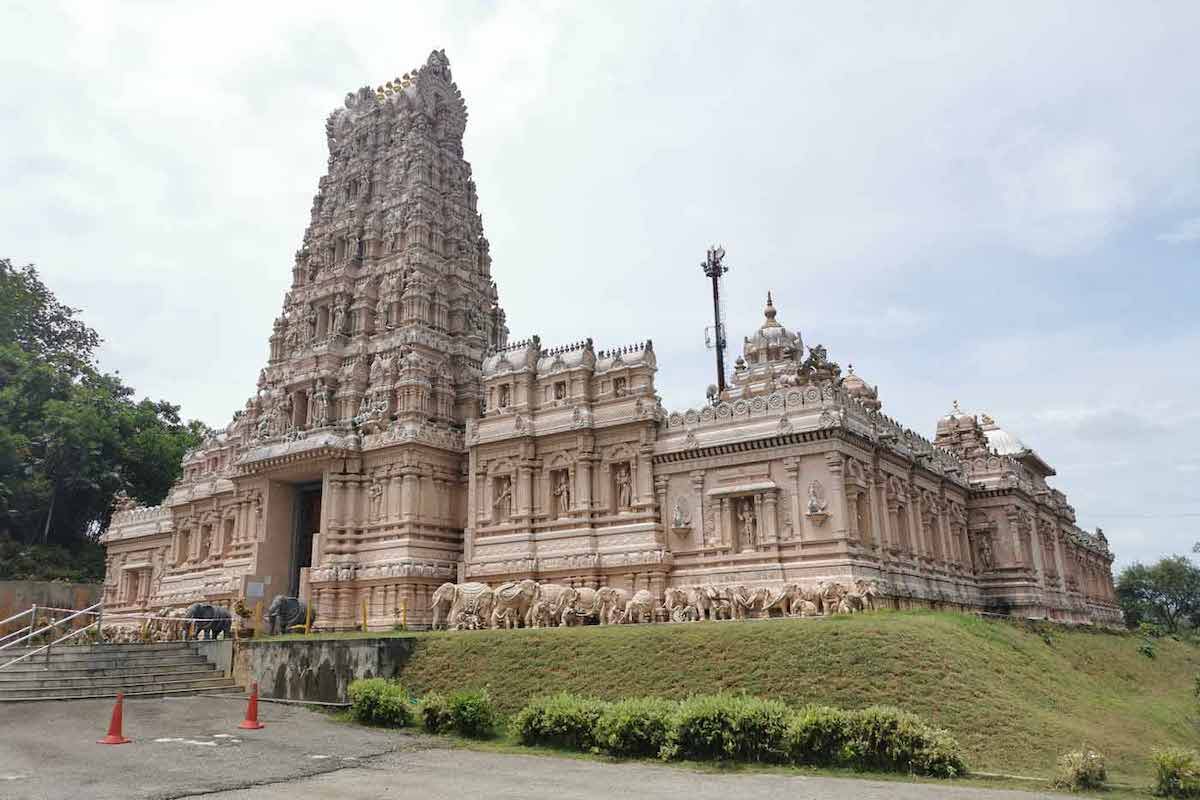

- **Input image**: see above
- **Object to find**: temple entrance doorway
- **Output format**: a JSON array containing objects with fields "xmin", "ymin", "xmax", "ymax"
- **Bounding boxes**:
[{"xmin": 290, "ymin": 482, "xmax": 322, "ymax": 597}]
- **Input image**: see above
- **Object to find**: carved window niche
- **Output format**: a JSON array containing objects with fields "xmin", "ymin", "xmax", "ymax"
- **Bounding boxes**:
[
  {"xmin": 498, "ymin": 384, "xmax": 511, "ymax": 409},
  {"xmin": 734, "ymin": 495, "xmax": 759, "ymax": 552},
  {"xmin": 613, "ymin": 377, "xmax": 627, "ymax": 397},
  {"xmin": 554, "ymin": 381, "xmax": 567, "ymax": 401}
]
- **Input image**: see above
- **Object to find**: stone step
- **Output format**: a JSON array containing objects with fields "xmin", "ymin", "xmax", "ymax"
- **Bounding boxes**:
[
  {"xmin": 0, "ymin": 654, "xmax": 212, "ymax": 674},
  {"xmin": 0, "ymin": 642, "xmax": 199, "ymax": 658},
  {"xmin": 0, "ymin": 667, "xmax": 220, "ymax": 691},
  {"xmin": 0, "ymin": 675, "xmax": 237, "ymax": 700},
  {"xmin": 0, "ymin": 681, "xmax": 242, "ymax": 703},
  {"xmin": 0, "ymin": 660, "xmax": 216, "ymax": 681}
]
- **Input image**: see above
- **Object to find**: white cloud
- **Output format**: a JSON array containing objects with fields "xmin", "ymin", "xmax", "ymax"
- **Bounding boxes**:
[
  {"xmin": 1157, "ymin": 216, "xmax": 1200, "ymax": 243},
  {"xmin": 2, "ymin": 1, "xmax": 1200, "ymax": 572}
]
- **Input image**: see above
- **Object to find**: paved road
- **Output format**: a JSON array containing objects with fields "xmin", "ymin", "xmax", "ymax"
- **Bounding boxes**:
[{"xmin": 0, "ymin": 696, "xmax": 1067, "ymax": 800}]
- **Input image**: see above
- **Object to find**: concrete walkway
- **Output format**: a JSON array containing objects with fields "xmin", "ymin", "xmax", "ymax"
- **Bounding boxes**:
[{"xmin": 0, "ymin": 696, "xmax": 1067, "ymax": 800}]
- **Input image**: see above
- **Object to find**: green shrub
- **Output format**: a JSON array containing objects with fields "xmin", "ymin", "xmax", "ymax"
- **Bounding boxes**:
[
  {"xmin": 728, "ymin": 696, "xmax": 792, "ymax": 763},
  {"xmin": 348, "ymin": 678, "xmax": 412, "ymax": 727},
  {"xmin": 661, "ymin": 694, "xmax": 740, "ymax": 761},
  {"xmin": 660, "ymin": 694, "xmax": 788, "ymax": 762},
  {"xmin": 1140, "ymin": 640, "xmax": 1158, "ymax": 659},
  {"xmin": 786, "ymin": 705, "xmax": 851, "ymax": 766},
  {"xmin": 511, "ymin": 693, "xmax": 609, "ymax": 750},
  {"xmin": 1153, "ymin": 748, "xmax": 1200, "ymax": 798},
  {"xmin": 420, "ymin": 691, "xmax": 452, "ymax": 733},
  {"xmin": 842, "ymin": 706, "xmax": 966, "ymax": 778},
  {"xmin": 594, "ymin": 697, "xmax": 677, "ymax": 758},
  {"xmin": 1053, "ymin": 747, "xmax": 1107, "ymax": 791},
  {"xmin": 446, "ymin": 688, "xmax": 497, "ymax": 738},
  {"xmin": 1193, "ymin": 673, "xmax": 1200, "ymax": 702}
]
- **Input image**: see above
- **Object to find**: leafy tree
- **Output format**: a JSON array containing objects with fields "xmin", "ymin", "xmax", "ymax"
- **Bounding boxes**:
[
  {"xmin": 0, "ymin": 259, "xmax": 204, "ymax": 578},
  {"xmin": 1116, "ymin": 556, "xmax": 1200, "ymax": 633}
]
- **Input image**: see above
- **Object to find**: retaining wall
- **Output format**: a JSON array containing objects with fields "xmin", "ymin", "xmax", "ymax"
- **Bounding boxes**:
[
  {"xmin": 0, "ymin": 580, "xmax": 102, "ymax": 634},
  {"xmin": 233, "ymin": 637, "xmax": 416, "ymax": 703}
]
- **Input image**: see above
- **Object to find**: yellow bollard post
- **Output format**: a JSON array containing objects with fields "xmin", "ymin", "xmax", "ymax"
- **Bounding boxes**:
[
  {"xmin": 400, "ymin": 603, "xmax": 407, "ymax": 630},
  {"xmin": 361, "ymin": 598, "xmax": 368, "ymax": 633},
  {"xmin": 254, "ymin": 600, "xmax": 263, "ymax": 635},
  {"xmin": 304, "ymin": 601, "xmax": 312, "ymax": 635}
]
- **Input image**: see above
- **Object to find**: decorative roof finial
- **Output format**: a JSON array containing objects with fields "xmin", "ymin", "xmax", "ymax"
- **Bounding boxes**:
[
  {"xmin": 952, "ymin": 400, "xmax": 961, "ymax": 414},
  {"xmin": 763, "ymin": 291, "xmax": 778, "ymax": 325},
  {"xmin": 848, "ymin": 363, "xmax": 855, "ymax": 375}
]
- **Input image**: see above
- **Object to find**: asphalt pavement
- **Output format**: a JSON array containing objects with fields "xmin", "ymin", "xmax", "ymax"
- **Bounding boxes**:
[{"xmin": 0, "ymin": 696, "xmax": 1068, "ymax": 800}]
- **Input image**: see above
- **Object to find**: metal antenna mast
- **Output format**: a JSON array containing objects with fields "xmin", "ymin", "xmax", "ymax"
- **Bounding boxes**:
[{"xmin": 702, "ymin": 245, "xmax": 729, "ymax": 394}]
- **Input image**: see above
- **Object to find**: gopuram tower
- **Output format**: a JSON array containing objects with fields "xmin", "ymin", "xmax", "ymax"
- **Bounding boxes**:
[{"xmin": 100, "ymin": 50, "xmax": 508, "ymax": 628}]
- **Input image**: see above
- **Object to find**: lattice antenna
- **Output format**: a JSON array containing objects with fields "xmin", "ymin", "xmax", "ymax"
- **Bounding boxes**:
[{"xmin": 701, "ymin": 245, "xmax": 729, "ymax": 394}]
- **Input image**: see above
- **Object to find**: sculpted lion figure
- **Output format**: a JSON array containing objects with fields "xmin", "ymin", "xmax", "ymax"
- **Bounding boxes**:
[
  {"xmin": 491, "ymin": 579, "xmax": 539, "ymax": 629},
  {"xmin": 595, "ymin": 586, "xmax": 629, "ymax": 625}
]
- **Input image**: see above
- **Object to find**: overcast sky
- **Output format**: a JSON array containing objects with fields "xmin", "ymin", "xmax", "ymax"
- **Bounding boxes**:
[{"xmin": 3, "ymin": 1, "xmax": 1198, "ymax": 569}]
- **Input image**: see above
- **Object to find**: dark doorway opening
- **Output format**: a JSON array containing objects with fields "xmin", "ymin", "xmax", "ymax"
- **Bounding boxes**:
[{"xmin": 291, "ymin": 482, "xmax": 322, "ymax": 597}]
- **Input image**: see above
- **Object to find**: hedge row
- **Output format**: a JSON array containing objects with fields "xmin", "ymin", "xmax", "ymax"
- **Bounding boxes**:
[
  {"xmin": 512, "ymin": 692, "xmax": 966, "ymax": 777},
  {"xmin": 348, "ymin": 679, "xmax": 497, "ymax": 739}
]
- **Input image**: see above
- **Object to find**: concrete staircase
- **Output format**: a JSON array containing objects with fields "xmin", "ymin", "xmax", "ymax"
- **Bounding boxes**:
[{"xmin": 0, "ymin": 642, "xmax": 238, "ymax": 701}]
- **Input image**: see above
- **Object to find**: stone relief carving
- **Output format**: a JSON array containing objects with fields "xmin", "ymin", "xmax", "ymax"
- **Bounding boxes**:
[
  {"xmin": 671, "ymin": 497, "xmax": 692, "ymax": 530},
  {"xmin": 806, "ymin": 479, "xmax": 829, "ymax": 525}
]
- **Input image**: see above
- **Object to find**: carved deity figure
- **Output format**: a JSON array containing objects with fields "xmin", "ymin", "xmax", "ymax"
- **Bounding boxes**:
[
  {"xmin": 672, "ymin": 497, "xmax": 691, "ymax": 529},
  {"xmin": 304, "ymin": 305, "xmax": 318, "ymax": 341},
  {"xmin": 375, "ymin": 295, "xmax": 390, "ymax": 328},
  {"xmin": 332, "ymin": 302, "xmax": 348, "ymax": 335},
  {"xmin": 615, "ymin": 465, "xmax": 632, "ymax": 510},
  {"xmin": 978, "ymin": 535, "xmax": 994, "ymax": 570},
  {"xmin": 369, "ymin": 480, "xmax": 384, "ymax": 520},
  {"xmin": 738, "ymin": 498, "xmax": 757, "ymax": 547},
  {"xmin": 553, "ymin": 472, "xmax": 572, "ymax": 518},
  {"xmin": 807, "ymin": 480, "xmax": 828, "ymax": 515},
  {"xmin": 311, "ymin": 380, "xmax": 330, "ymax": 427},
  {"xmin": 493, "ymin": 477, "xmax": 513, "ymax": 521}
]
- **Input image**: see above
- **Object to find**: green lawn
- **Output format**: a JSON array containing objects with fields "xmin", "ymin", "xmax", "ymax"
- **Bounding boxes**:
[{"xmin": 377, "ymin": 611, "xmax": 1199, "ymax": 786}]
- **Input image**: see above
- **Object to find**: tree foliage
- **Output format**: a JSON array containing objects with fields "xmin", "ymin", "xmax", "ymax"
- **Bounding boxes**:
[
  {"xmin": 1116, "ymin": 556, "xmax": 1200, "ymax": 633},
  {"xmin": 0, "ymin": 259, "xmax": 204, "ymax": 578}
]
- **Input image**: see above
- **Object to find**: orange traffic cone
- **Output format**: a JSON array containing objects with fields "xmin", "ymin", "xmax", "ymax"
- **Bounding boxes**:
[
  {"xmin": 238, "ymin": 682, "xmax": 265, "ymax": 730},
  {"xmin": 98, "ymin": 692, "xmax": 132, "ymax": 744}
]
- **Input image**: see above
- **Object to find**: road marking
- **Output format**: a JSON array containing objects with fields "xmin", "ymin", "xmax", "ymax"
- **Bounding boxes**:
[
  {"xmin": 1, "ymin": 775, "xmax": 29, "ymax": 781},
  {"xmin": 183, "ymin": 740, "xmax": 218, "ymax": 747},
  {"xmin": 309, "ymin": 754, "xmax": 332, "ymax": 760},
  {"xmin": 154, "ymin": 738, "xmax": 184, "ymax": 743},
  {"xmin": 213, "ymin": 734, "xmax": 235, "ymax": 738}
]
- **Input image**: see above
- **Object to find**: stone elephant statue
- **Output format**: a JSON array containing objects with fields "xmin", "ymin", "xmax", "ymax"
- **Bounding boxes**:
[
  {"xmin": 621, "ymin": 589, "xmax": 655, "ymax": 624},
  {"xmin": 450, "ymin": 582, "xmax": 495, "ymax": 630},
  {"xmin": 183, "ymin": 603, "xmax": 232, "ymax": 640},
  {"xmin": 448, "ymin": 582, "xmax": 494, "ymax": 633},
  {"xmin": 430, "ymin": 582, "xmax": 457, "ymax": 630},
  {"xmin": 265, "ymin": 595, "xmax": 314, "ymax": 635},
  {"xmin": 690, "ymin": 586, "xmax": 716, "ymax": 621},
  {"xmin": 663, "ymin": 587, "xmax": 697, "ymax": 622},
  {"xmin": 595, "ymin": 587, "xmax": 629, "ymax": 626},
  {"xmin": 528, "ymin": 584, "xmax": 577, "ymax": 628},
  {"xmin": 491, "ymin": 579, "xmax": 539, "ymax": 629},
  {"xmin": 732, "ymin": 585, "xmax": 773, "ymax": 620},
  {"xmin": 562, "ymin": 587, "xmax": 602, "ymax": 626}
]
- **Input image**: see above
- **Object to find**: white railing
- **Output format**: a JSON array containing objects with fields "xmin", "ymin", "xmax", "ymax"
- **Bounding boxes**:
[{"xmin": 0, "ymin": 602, "xmax": 104, "ymax": 671}]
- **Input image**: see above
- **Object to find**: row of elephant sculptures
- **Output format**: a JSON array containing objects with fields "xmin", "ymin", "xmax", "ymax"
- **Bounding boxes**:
[
  {"xmin": 430, "ymin": 579, "xmax": 884, "ymax": 630},
  {"xmin": 99, "ymin": 596, "xmax": 314, "ymax": 642}
]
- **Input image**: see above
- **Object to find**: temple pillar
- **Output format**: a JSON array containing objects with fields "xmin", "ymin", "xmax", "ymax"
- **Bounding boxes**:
[{"xmin": 763, "ymin": 491, "xmax": 778, "ymax": 544}]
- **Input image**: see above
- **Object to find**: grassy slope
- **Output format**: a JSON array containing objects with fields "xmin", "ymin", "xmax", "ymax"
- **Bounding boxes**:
[{"xmin": 391, "ymin": 611, "xmax": 1199, "ymax": 784}]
